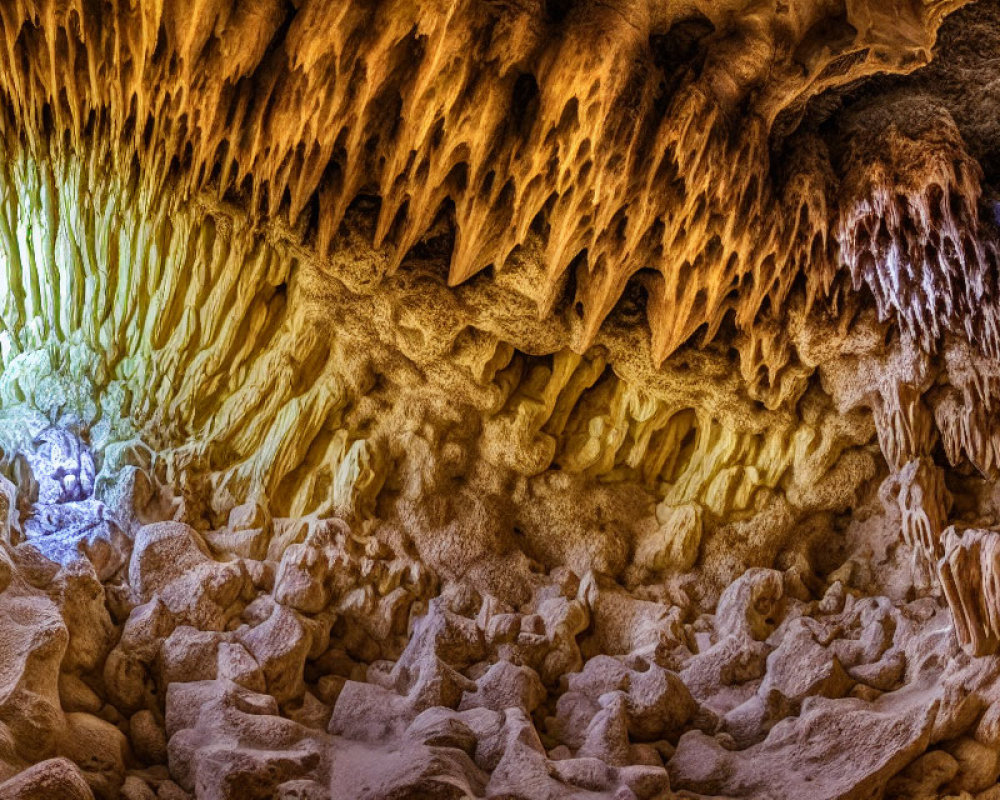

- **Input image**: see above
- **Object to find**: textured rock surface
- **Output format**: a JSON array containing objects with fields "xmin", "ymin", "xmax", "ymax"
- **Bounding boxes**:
[{"xmin": 0, "ymin": 0, "xmax": 999, "ymax": 797}]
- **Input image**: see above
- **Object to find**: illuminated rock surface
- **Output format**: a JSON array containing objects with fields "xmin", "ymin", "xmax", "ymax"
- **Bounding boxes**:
[{"xmin": 0, "ymin": 0, "xmax": 999, "ymax": 797}]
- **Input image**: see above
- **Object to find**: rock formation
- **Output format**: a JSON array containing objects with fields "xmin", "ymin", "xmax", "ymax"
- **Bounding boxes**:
[{"xmin": 0, "ymin": 0, "xmax": 999, "ymax": 797}]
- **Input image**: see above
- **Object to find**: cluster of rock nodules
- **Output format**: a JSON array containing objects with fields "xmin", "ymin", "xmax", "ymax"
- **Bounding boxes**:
[{"xmin": 2, "ymin": 466, "xmax": 1000, "ymax": 800}]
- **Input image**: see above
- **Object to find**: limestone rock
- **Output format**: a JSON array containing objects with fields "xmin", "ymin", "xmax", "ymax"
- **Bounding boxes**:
[
  {"xmin": 670, "ymin": 694, "xmax": 937, "ymax": 799},
  {"xmin": 0, "ymin": 758, "xmax": 94, "ymax": 800},
  {"xmin": 0, "ymin": 0, "xmax": 997, "ymax": 796}
]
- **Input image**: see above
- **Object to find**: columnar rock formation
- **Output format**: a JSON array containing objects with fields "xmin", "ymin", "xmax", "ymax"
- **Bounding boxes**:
[{"xmin": 0, "ymin": 0, "xmax": 999, "ymax": 798}]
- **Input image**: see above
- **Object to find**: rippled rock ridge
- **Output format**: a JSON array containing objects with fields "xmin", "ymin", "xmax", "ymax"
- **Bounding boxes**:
[{"xmin": 2, "ymin": 1, "xmax": 1000, "ymax": 798}]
